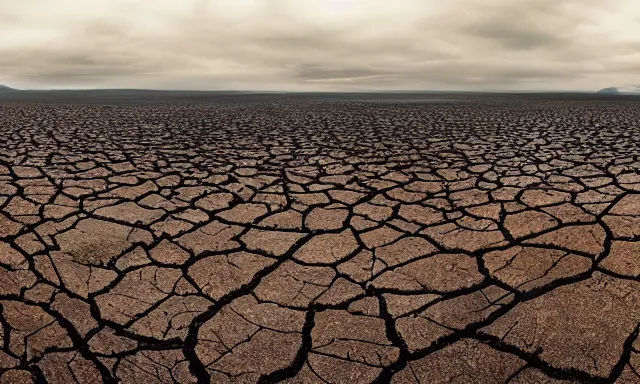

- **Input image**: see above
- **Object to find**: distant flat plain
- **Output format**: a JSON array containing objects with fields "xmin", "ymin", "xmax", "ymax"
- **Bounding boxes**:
[{"xmin": 0, "ymin": 92, "xmax": 639, "ymax": 383}]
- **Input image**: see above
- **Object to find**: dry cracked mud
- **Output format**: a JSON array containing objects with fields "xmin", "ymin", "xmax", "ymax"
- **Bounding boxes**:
[{"xmin": 1, "ymin": 93, "xmax": 640, "ymax": 383}]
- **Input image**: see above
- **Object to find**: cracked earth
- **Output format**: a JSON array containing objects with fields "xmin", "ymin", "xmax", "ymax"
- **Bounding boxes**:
[{"xmin": 1, "ymin": 95, "xmax": 640, "ymax": 383}]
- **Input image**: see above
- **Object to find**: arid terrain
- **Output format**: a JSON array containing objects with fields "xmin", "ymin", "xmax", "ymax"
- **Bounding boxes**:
[{"xmin": 1, "ymin": 93, "xmax": 640, "ymax": 383}]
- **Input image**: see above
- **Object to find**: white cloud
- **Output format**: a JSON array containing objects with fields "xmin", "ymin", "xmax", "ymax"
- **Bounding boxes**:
[{"xmin": 1, "ymin": 0, "xmax": 639, "ymax": 90}]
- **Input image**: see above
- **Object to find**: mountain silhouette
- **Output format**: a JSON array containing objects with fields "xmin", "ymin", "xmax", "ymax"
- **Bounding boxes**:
[
  {"xmin": 596, "ymin": 85, "xmax": 640, "ymax": 94},
  {"xmin": 596, "ymin": 87, "xmax": 620, "ymax": 94}
]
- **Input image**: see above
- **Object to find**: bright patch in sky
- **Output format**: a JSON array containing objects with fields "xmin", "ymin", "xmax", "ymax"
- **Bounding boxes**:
[{"xmin": 0, "ymin": 0, "xmax": 639, "ymax": 90}]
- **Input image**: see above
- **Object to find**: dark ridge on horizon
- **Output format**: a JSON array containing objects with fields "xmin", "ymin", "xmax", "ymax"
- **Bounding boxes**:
[
  {"xmin": 0, "ymin": 84, "xmax": 605, "ymax": 94},
  {"xmin": 596, "ymin": 87, "xmax": 621, "ymax": 94},
  {"xmin": 595, "ymin": 85, "xmax": 640, "ymax": 95},
  {"xmin": 0, "ymin": 87, "xmax": 597, "ymax": 94},
  {"xmin": 0, "ymin": 89, "xmax": 639, "ymax": 107}
]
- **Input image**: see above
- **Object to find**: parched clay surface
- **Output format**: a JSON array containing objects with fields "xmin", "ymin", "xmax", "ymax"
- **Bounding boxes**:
[{"xmin": 1, "ymin": 95, "xmax": 640, "ymax": 383}]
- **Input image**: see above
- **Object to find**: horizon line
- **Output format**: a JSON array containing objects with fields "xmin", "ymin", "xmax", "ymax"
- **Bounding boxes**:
[{"xmin": 0, "ymin": 87, "xmax": 602, "ymax": 94}]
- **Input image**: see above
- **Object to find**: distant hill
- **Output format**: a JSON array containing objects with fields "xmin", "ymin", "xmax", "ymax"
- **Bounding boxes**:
[
  {"xmin": 596, "ymin": 87, "xmax": 620, "ymax": 94},
  {"xmin": 0, "ymin": 84, "xmax": 17, "ymax": 91},
  {"xmin": 596, "ymin": 85, "xmax": 640, "ymax": 94}
]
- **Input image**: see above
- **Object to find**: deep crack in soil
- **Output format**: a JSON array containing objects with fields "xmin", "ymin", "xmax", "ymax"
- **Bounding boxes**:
[{"xmin": 0, "ymin": 93, "xmax": 640, "ymax": 383}]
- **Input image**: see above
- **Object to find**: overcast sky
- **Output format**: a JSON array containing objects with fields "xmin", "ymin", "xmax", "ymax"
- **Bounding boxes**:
[{"xmin": 1, "ymin": 0, "xmax": 639, "ymax": 91}]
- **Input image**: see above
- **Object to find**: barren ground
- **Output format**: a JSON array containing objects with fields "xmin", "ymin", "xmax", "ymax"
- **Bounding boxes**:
[{"xmin": 1, "ymin": 94, "xmax": 640, "ymax": 383}]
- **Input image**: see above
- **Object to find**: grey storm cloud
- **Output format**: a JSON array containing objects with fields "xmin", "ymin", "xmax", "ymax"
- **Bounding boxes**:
[{"xmin": 1, "ymin": 0, "xmax": 639, "ymax": 91}]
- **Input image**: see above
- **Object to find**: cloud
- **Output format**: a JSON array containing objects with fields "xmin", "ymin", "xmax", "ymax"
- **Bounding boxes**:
[{"xmin": 0, "ymin": 0, "xmax": 639, "ymax": 90}]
